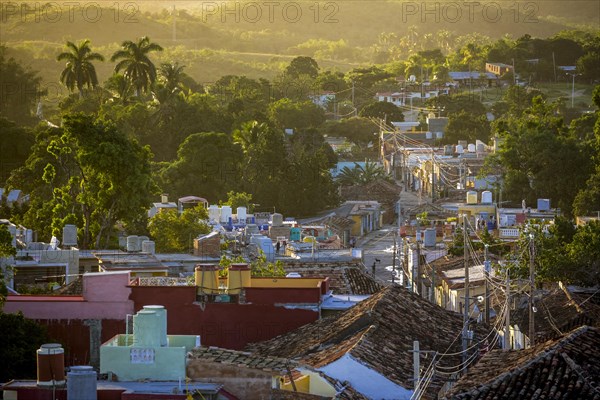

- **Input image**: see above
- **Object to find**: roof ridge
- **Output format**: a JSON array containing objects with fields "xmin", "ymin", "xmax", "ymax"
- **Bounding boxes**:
[{"xmin": 461, "ymin": 325, "xmax": 594, "ymax": 393}]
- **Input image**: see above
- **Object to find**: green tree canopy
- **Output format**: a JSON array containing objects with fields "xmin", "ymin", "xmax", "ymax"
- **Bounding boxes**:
[
  {"xmin": 148, "ymin": 205, "xmax": 211, "ymax": 253},
  {"xmin": 8, "ymin": 114, "xmax": 157, "ymax": 248},
  {"xmin": 486, "ymin": 96, "xmax": 595, "ymax": 216},
  {"xmin": 160, "ymin": 131, "xmax": 243, "ymax": 202},
  {"xmin": 284, "ymin": 56, "xmax": 320, "ymax": 79},
  {"xmin": 0, "ymin": 46, "xmax": 44, "ymax": 126},
  {"xmin": 442, "ymin": 111, "xmax": 491, "ymax": 145},
  {"xmin": 268, "ymin": 99, "xmax": 325, "ymax": 131},
  {"xmin": 0, "ymin": 118, "xmax": 35, "ymax": 184},
  {"xmin": 233, "ymin": 121, "xmax": 286, "ymax": 209},
  {"xmin": 321, "ymin": 117, "xmax": 377, "ymax": 151},
  {"xmin": 360, "ymin": 101, "xmax": 405, "ymax": 122},
  {"xmin": 0, "ymin": 312, "xmax": 49, "ymax": 381},
  {"xmin": 426, "ymin": 93, "xmax": 487, "ymax": 117},
  {"xmin": 222, "ymin": 191, "xmax": 253, "ymax": 211}
]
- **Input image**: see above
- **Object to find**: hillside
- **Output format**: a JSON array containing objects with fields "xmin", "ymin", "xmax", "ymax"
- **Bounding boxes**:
[{"xmin": 0, "ymin": 0, "xmax": 598, "ymax": 88}]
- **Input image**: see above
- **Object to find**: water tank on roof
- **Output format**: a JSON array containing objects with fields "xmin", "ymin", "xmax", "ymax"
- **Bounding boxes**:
[
  {"xmin": 424, "ymin": 228, "xmax": 436, "ymax": 248},
  {"xmin": 476, "ymin": 143, "xmax": 485, "ymax": 153},
  {"xmin": 272, "ymin": 213, "xmax": 283, "ymax": 227},
  {"xmin": 142, "ymin": 305, "xmax": 167, "ymax": 347},
  {"xmin": 227, "ymin": 264, "xmax": 251, "ymax": 295},
  {"xmin": 37, "ymin": 344, "xmax": 65, "ymax": 387},
  {"xmin": 467, "ymin": 191, "xmax": 478, "ymax": 204},
  {"xmin": 467, "ymin": 143, "xmax": 476, "ymax": 153},
  {"xmin": 195, "ymin": 265, "xmax": 220, "ymax": 295},
  {"xmin": 456, "ymin": 145, "xmax": 464, "ymax": 154},
  {"xmin": 127, "ymin": 235, "xmax": 140, "ymax": 252},
  {"xmin": 208, "ymin": 205, "xmax": 220, "ymax": 223},
  {"xmin": 220, "ymin": 206, "xmax": 232, "ymax": 223},
  {"xmin": 133, "ymin": 310, "xmax": 161, "ymax": 347},
  {"xmin": 62, "ymin": 224, "xmax": 77, "ymax": 247},
  {"xmin": 142, "ymin": 240, "xmax": 155, "ymax": 254},
  {"xmin": 444, "ymin": 145, "xmax": 453, "ymax": 155},
  {"xmin": 138, "ymin": 236, "xmax": 149, "ymax": 250},
  {"xmin": 436, "ymin": 131, "xmax": 444, "ymax": 139},
  {"xmin": 67, "ymin": 366, "xmax": 97, "ymax": 400},
  {"xmin": 481, "ymin": 191, "xmax": 493, "ymax": 204},
  {"xmin": 537, "ymin": 198, "xmax": 550, "ymax": 211},
  {"xmin": 426, "ymin": 131, "xmax": 433, "ymax": 139},
  {"xmin": 237, "ymin": 207, "xmax": 247, "ymax": 223}
]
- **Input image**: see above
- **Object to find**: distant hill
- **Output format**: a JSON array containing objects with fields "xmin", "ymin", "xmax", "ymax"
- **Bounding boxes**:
[{"xmin": 0, "ymin": 0, "xmax": 598, "ymax": 90}]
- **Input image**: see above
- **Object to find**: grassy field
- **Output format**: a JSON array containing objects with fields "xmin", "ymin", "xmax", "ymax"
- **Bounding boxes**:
[{"xmin": 534, "ymin": 82, "xmax": 596, "ymax": 108}]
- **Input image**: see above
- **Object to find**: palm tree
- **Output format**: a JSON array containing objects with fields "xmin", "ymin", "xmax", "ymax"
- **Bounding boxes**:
[
  {"xmin": 104, "ymin": 73, "xmax": 134, "ymax": 103},
  {"xmin": 110, "ymin": 36, "xmax": 163, "ymax": 96},
  {"xmin": 337, "ymin": 161, "xmax": 392, "ymax": 186},
  {"xmin": 57, "ymin": 39, "xmax": 104, "ymax": 98},
  {"xmin": 159, "ymin": 62, "xmax": 186, "ymax": 93}
]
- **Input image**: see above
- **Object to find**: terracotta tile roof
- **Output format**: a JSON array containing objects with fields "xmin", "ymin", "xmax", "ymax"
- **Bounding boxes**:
[
  {"xmin": 280, "ymin": 263, "xmax": 382, "ymax": 295},
  {"xmin": 54, "ymin": 276, "xmax": 83, "ymax": 295},
  {"xmin": 444, "ymin": 325, "xmax": 600, "ymax": 400},
  {"xmin": 510, "ymin": 287, "xmax": 600, "ymax": 343},
  {"xmin": 247, "ymin": 286, "xmax": 489, "ymax": 398},
  {"xmin": 188, "ymin": 346, "xmax": 295, "ymax": 373},
  {"xmin": 344, "ymin": 267, "xmax": 383, "ymax": 294}
]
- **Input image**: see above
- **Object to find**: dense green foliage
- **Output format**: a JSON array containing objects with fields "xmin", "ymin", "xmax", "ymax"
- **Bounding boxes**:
[
  {"xmin": 0, "ymin": 312, "xmax": 49, "ymax": 381},
  {"xmin": 0, "ymin": 46, "xmax": 44, "ymax": 126},
  {"xmin": 148, "ymin": 205, "xmax": 211, "ymax": 253},
  {"xmin": 484, "ymin": 87, "xmax": 599, "ymax": 216},
  {"xmin": 8, "ymin": 114, "xmax": 157, "ymax": 248},
  {"xmin": 1, "ymin": 22, "xmax": 599, "ymax": 249},
  {"xmin": 336, "ymin": 161, "xmax": 391, "ymax": 186},
  {"xmin": 510, "ymin": 219, "xmax": 600, "ymax": 286}
]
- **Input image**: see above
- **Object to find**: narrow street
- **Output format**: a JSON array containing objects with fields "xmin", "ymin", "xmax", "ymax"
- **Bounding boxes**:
[
  {"xmin": 356, "ymin": 187, "xmax": 429, "ymax": 286},
  {"xmin": 358, "ymin": 225, "xmax": 403, "ymax": 286}
]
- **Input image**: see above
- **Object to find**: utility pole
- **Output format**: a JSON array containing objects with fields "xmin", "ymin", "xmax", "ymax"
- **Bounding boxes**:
[
  {"xmin": 431, "ymin": 151, "xmax": 436, "ymax": 202},
  {"xmin": 504, "ymin": 269, "xmax": 511, "ymax": 350},
  {"xmin": 392, "ymin": 230, "xmax": 397, "ymax": 284},
  {"xmin": 484, "ymin": 244, "xmax": 490, "ymax": 324},
  {"xmin": 528, "ymin": 234, "xmax": 535, "ymax": 348},
  {"xmin": 512, "ymin": 58, "xmax": 516, "ymax": 85},
  {"xmin": 351, "ymin": 81, "xmax": 356, "ymax": 115},
  {"xmin": 172, "ymin": 5, "xmax": 177, "ymax": 41},
  {"xmin": 404, "ymin": 238, "xmax": 410, "ymax": 289},
  {"xmin": 462, "ymin": 214, "xmax": 470, "ymax": 364},
  {"xmin": 568, "ymin": 73, "xmax": 581, "ymax": 108},
  {"xmin": 430, "ymin": 260, "xmax": 435, "ymax": 304},
  {"xmin": 413, "ymin": 340, "xmax": 420, "ymax": 390}
]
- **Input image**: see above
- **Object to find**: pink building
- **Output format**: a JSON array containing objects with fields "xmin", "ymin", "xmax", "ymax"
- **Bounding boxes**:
[{"xmin": 4, "ymin": 271, "xmax": 133, "ymax": 367}]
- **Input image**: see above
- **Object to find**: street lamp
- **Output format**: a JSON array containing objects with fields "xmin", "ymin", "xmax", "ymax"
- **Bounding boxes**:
[{"xmin": 567, "ymin": 73, "xmax": 581, "ymax": 108}]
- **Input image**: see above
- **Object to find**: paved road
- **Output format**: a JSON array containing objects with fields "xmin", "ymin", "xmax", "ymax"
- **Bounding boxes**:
[
  {"xmin": 356, "ymin": 187, "xmax": 429, "ymax": 286},
  {"xmin": 358, "ymin": 225, "xmax": 404, "ymax": 286}
]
